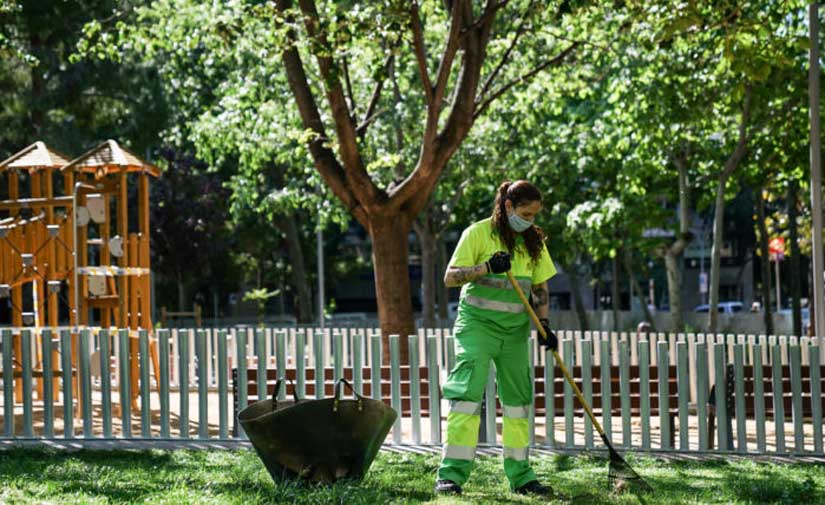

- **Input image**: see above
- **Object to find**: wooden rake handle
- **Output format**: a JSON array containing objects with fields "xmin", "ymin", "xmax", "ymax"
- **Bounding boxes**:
[{"xmin": 505, "ymin": 270, "xmax": 611, "ymax": 444}]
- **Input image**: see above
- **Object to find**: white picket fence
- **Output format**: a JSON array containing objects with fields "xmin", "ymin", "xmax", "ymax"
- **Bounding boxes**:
[{"xmin": 0, "ymin": 327, "xmax": 823, "ymax": 455}]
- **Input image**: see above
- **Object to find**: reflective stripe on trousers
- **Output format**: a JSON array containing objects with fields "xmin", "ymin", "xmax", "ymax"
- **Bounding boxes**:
[
  {"xmin": 443, "ymin": 444, "xmax": 476, "ymax": 460},
  {"xmin": 450, "ymin": 400, "xmax": 482, "ymax": 416},
  {"xmin": 502, "ymin": 404, "xmax": 530, "ymax": 462},
  {"xmin": 503, "ymin": 446, "xmax": 529, "ymax": 461}
]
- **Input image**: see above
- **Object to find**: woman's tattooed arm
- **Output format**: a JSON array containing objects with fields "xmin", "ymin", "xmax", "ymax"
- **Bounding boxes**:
[
  {"xmin": 531, "ymin": 283, "xmax": 550, "ymax": 319},
  {"xmin": 444, "ymin": 264, "xmax": 489, "ymax": 287}
]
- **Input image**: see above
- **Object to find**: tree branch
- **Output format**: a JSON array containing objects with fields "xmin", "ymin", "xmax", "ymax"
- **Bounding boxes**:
[
  {"xmin": 478, "ymin": 0, "xmax": 535, "ymax": 101},
  {"xmin": 391, "ymin": 0, "xmax": 500, "ymax": 215},
  {"xmin": 342, "ymin": 56, "xmax": 357, "ymax": 116},
  {"xmin": 359, "ymin": 53, "xmax": 392, "ymax": 128},
  {"xmin": 464, "ymin": 0, "xmax": 510, "ymax": 33},
  {"xmin": 474, "ymin": 42, "xmax": 578, "ymax": 120},
  {"xmin": 410, "ymin": 1, "xmax": 433, "ymax": 105},
  {"xmin": 430, "ymin": 0, "xmax": 465, "ymax": 118},
  {"xmin": 721, "ymin": 84, "xmax": 753, "ymax": 180},
  {"xmin": 297, "ymin": 0, "xmax": 381, "ymax": 206},
  {"xmin": 274, "ymin": 0, "xmax": 367, "ymax": 225},
  {"xmin": 355, "ymin": 53, "xmax": 394, "ymax": 138},
  {"xmin": 355, "ymin": 109, "xmax": 384, "ymax": 136}
]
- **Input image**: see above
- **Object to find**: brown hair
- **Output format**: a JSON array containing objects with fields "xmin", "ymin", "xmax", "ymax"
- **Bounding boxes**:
[{"xmin": 491, "ymin": 180, "xmax": 545, "ymax": 263}]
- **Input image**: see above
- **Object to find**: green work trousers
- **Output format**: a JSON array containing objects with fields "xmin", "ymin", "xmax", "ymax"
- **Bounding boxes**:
[{"xmin": 436, "ymin": 319, "xmax": 535, "ymax": 490}]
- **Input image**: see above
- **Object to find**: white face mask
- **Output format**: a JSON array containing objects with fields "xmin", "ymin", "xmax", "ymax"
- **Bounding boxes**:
[{"xmin": 508, "ymin": 211, "xmax": 533, "ymax": 232}]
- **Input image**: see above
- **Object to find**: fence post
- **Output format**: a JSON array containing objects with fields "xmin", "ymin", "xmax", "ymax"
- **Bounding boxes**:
[
  {"xmin": 158, "ymin": 329, "xmax": 170, "ymax": 439},
  {"xmin": 752, "ymin": 343, "xmax": 766, "ymax": 453},
  {"xmin": 390, "ymin": 335, "xmax": 402, "ymax": 444},
  {"xmin": 275, "ymin": 330, "xmax": 286, "ymax": 401},
  {"xmin": 93, "ymin": 329, "xmax": 110, "ymax": 438},
  {"xmin": 695, "ymin": 341, "xmax": 708, "ymax": 451},
  {"xmin": 2, "ymin": 330, "xmax": 13, "ymax": 437},
  {"xmin": 62, "ymin": 330, "xmax": 75, "ymax": 439},
  {"xmin": 582, "ymin": 339, "xmax": 593, "ymax": 449},
  {"xmin": 42, "ymin": 329, "xmax": 55, "ymax": 438},
  {"xmin": 677, "ymin": 341, "xmax": 690, "ymax": 451},
  {"xmin": 658, "ymin": 340, "xmax": 671, "ymax": 450},
  {"xmin": 733, "ymin": 343, "xmax": 747, "ymax": 453},
  {"xmin": 544, "ymin": 346, "xmax": 555, "ymax": 449},
  {"xmin": 409, "ymin": 334, "xmax": 421, "ymax": 445},
  {"xmin": 563, "ymin": 339, "xmax": 574, "ymax": 448},
  {"xmin": 257, "ymin": 329, "xmax": 267, "ymax": 403},
  {"xmin": 810, "ymin": 344, "xmax": 822, "ymax": 453},
  {"xmin": 619, "ymin": 339, "xmax": 631, "ymax": 448},
  {"xmin": 296, "ymin": 331, "xmax": 306, "ymax": 398},
  {"xmin": 196, "ymin": 329, "xmax": 208, "ymax": 439},
  {"xmin": 139, "ymin": 330, "xmax": 151, "ymax": 438},
  {"xmin": 789, "ymin": 344, "xmax": 804, "ymax": 452},
  {"xmin": 772, "ymin": 342, "xmax": 786, "ymax": 453},
  {"xmin": 235, "ymin": 328, "xmax": 248, "ymax": 439},
  {"xmin": 714, "ymin": 343, "xmax": 729, "ymax": 451},
  {"xmin": 600, "ymin": 339, "xmax": 612, "ymax": 442},
  {"xmin": 177, "ymin": 329, "xmax": 189, "ymax": 439},
  {"xmin": 427, "ymin": 335, "xmax": 441, "ymax": 446},
  {"xmin": 353, "ymin": 331, "xmax": 363, "ymax": 396},
  {"xmin": 639, "ymin": 339, "xmax": 651, "ymax": 450},
  {"xmin": 370, "ymin": 333, "xmax": 381, "ymax": 402},
  {"xmin": 313, "ymin": 330, "xmax": 324, "ymax": 400},
  {"xmin": 218, "ymin": 329, "xmax": 228, "ymax": 439},
  {"xmin": 334, "ymin": 331, "xmax": 344, "ymax": 384},
  {"xmin": 21, "ymin": 330, "xmax": 34, "ymax": 437}
]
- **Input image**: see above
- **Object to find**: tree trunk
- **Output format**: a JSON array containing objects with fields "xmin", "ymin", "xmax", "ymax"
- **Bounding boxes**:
[
  {"xmin": 279, "ymin": 213, "xmax": 314, "ymax": 324},
  {"xmin": 436, "ymin": 237, "xmax": 449, "ymax": 325},
  {"xmin": 708, "ymin": 87, "xmax": 751, "ymax": 333},
  {"xmin": 664, "ymin": 252, "xmax": 683, "ymax": 332},
  {"xmin": 708, "ymin": 182, "xmax": 727, "ymax": 333},
  {"xmin": 370, "ymin": 214, "xmax": 415, "ymax": 363},
  {"xmin": 611, "ymin": 254, "xmax": 621, "ymax": 331},
  {"xmin": 664, "ymin": 153, "xmax": 692, "ymax": 332},
  {"xmin": 567, "ymin": 259, "xmax": 589, "ymax": 331},
  {"xmin": 788, "ymin": 180, "xmax": 802, "ymax": 336},
  {"xmin": 176, "ymin": 269, "xmax": 186, "ymax": 312},
  {"xmin": 413, "ymin": 218, "xmax": 437, "ymax": 329},
  {"xmin": 755, "ymin": 186, "xmax": 774, "ymax": 335},
  {"xmin": 624, "ymin": 250, "xmax": 656, "ymax": 332}
]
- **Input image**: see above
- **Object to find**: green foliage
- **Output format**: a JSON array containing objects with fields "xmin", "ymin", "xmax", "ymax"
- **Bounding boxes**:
[
  {"xmin": 243, "ymin": 287, "xmax": 282, "ymax": 327},
  {"xmin": 42, "ymin": 0, "xmax": 824, "ymax": 319}
]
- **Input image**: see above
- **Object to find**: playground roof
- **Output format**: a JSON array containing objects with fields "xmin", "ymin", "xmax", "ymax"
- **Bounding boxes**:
[
  {"xmin": 62, "ymin": 139, "xmax": 161, "ymax": 178},
  {"xmin": 0, "ymin": 141, "xmax": 70, "ymax": 171}
]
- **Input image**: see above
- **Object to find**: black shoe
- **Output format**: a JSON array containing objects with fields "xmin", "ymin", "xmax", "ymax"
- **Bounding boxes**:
[
  {"xmin": 514, "ymin": 480, "xmax": 553, "ymax": 497},
  {"xmin": 435, "ymin": 479, "xmax": 462, "ymax": 495}
]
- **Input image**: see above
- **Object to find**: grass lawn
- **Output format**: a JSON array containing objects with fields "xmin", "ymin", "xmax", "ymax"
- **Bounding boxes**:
[{"xmin": 0, "ymin": 448, "xmax": 823, "ymax": 504}]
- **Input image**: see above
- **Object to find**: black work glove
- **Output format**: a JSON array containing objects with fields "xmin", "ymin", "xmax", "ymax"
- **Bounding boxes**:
[
  {"xmin": 538, "ymin": 318, "xmax": 558, "ymax": 351},
  {"xmin": 485, "ymin": 251, "xmax": 511, "ymax": 274}
]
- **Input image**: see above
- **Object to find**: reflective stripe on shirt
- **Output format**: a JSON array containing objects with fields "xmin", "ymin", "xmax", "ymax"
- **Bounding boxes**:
[{"xmin": 464, "ymin": 295, "xmax": 525, "ymax": 314}]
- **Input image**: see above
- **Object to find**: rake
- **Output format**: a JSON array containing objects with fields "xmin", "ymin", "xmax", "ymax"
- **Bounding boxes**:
[{"xmin": 506, "ymin": 270, "xmax": 652, "ymax": 494}]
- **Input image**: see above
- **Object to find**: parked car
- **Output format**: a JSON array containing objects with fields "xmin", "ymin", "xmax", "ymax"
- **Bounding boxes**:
[{"xmin": 693, "ymin": 301, "xmax": 745, "ymax": 314}]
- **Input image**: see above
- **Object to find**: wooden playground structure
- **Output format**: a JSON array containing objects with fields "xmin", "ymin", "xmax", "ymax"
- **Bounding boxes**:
[{"xmin": 0, "ymin": 140, "xmax": 160, "ymax": 409}]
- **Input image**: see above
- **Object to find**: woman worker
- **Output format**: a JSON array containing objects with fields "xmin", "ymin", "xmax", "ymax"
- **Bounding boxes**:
[{"xmin": 435, "ymin": 180, "xmax": 558, "ymax": 497}]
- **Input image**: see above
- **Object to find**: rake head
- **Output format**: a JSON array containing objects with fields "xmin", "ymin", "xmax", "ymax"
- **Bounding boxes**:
[{"xmin": 607, "ymin": 444, "xmax": 652, "ymax": 494}]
